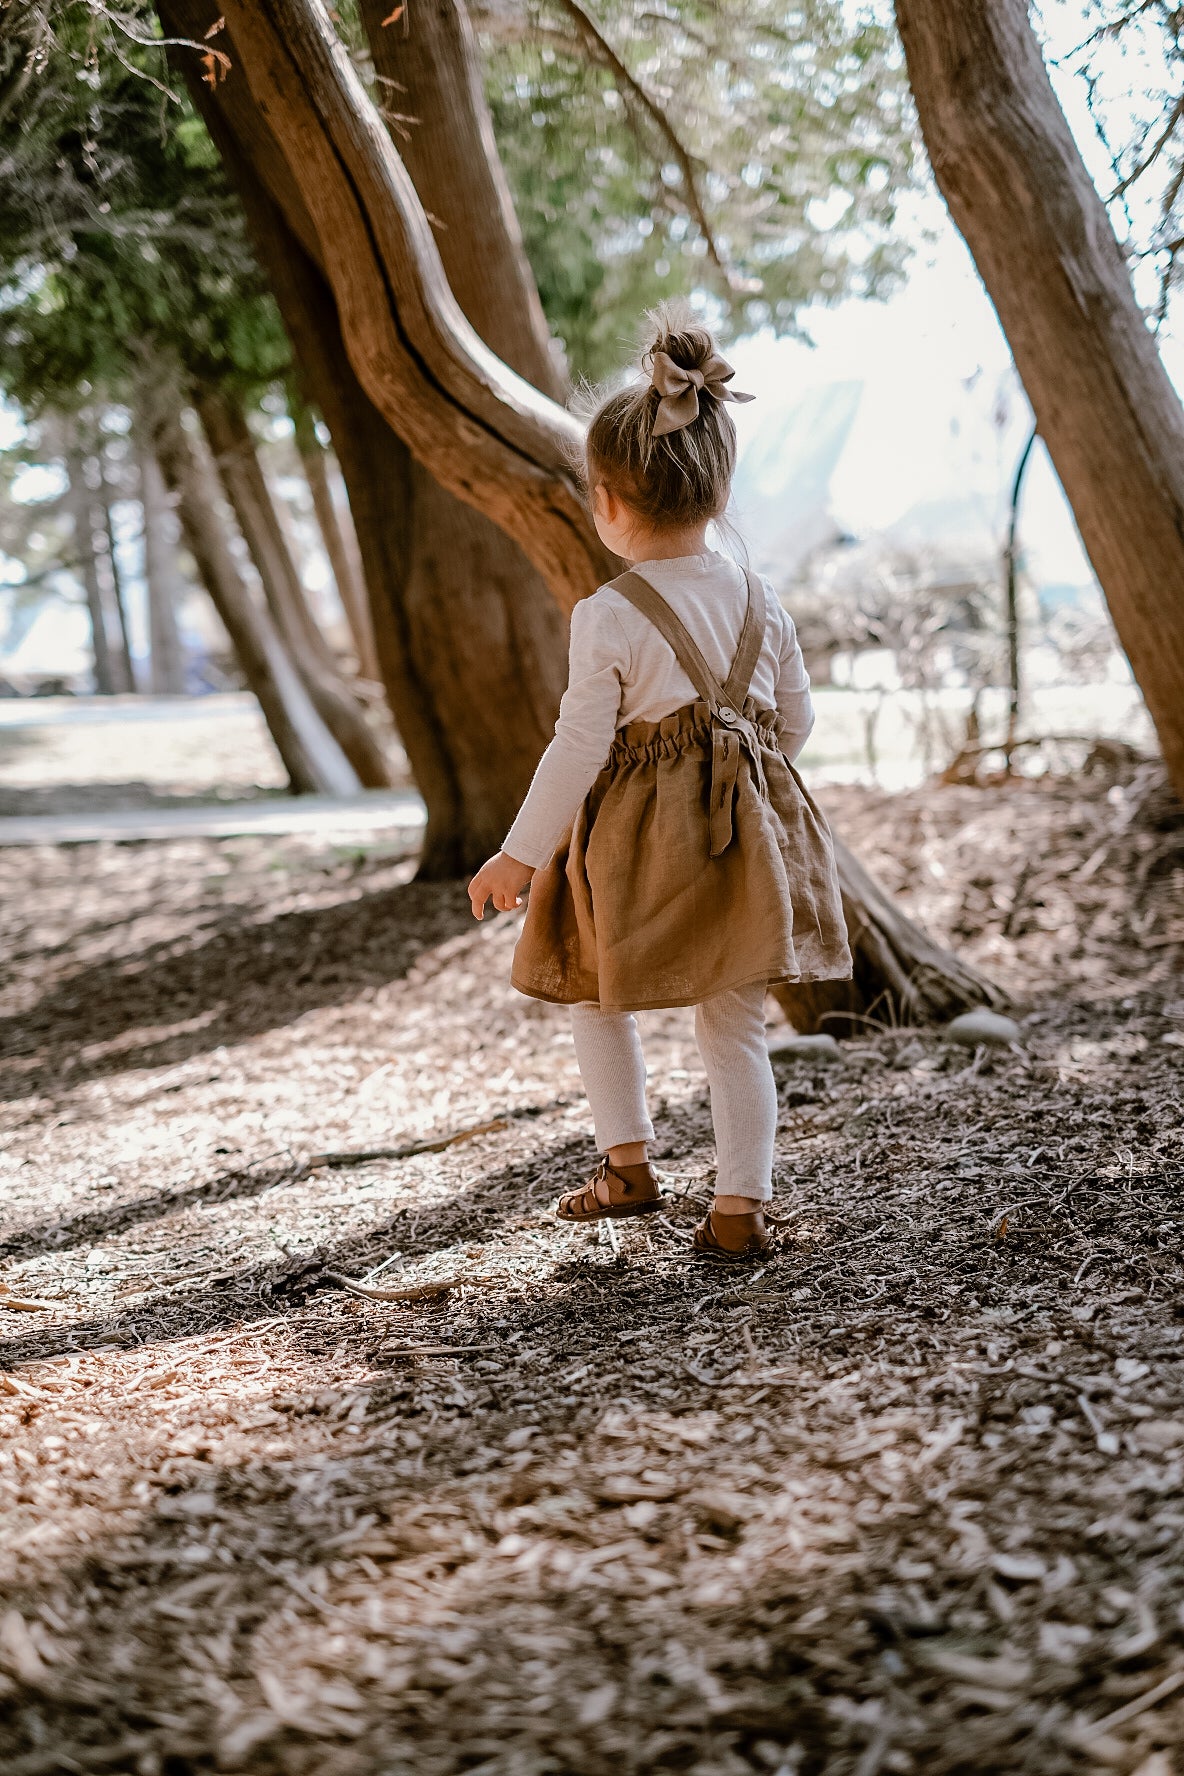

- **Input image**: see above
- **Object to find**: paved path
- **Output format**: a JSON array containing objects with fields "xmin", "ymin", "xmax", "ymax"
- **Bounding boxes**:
[
  {"xmin": 0, "ymin": 692, "xmax": 259, "ymax": 727},
  {"xmin": 0, "ymin": 790, "xmax": 426, "ymax": 847}
]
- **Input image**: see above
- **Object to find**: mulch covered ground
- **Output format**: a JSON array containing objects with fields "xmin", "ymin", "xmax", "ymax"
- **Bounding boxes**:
[{"xmin": 1, "ymin": 762, "xmax": 1182, "ymax": 1776}]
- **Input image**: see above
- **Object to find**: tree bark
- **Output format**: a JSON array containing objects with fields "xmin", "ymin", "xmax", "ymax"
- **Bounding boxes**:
[
  {"xmin": 290, "ymin": 394, "xmax": 380, "ymax": 682},
  {"xmin": 148, "ymin": 397, "xmax": 359, "ymax": 797},
  {"xmin": 195, "ymin": 385, "xmax": 390, "ymax": 788},
  {"xmin": 361, "ymin": 0, "xmax": 564, "ymax": 398},
  {"xmin": 361, "ymin": 0, "xmax": 569, "ymax": 869},
  {"xmin": 197, "ymin": 387, "xmax": 333, "ymax": 672},
  {"xmin": 137, "ymin": 434, "xmax": 187, "ymax": 695},
  {"xmin": 64, "ymin": 443, "xmax": 118, "ymax": 696},
  {"xmin": 895, "ymin": 0, "xmax": 1184, "ymax": 800}
]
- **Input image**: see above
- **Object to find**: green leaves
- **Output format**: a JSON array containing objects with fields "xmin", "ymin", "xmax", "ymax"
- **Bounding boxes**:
[
  {"xmin": 0, "ymin": 2, "xmax": 290, "ymax": 411},
  {"xmin": 479, "ymin": 0, "xmax": 916, "ymax": 378}
]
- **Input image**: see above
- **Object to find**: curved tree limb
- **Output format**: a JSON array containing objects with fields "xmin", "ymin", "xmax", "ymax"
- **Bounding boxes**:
[{"xmin": 212, "ymin": 0, "xmax": 615, "ymax": 615}]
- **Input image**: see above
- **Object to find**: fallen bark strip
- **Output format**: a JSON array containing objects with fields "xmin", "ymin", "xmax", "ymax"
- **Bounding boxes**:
[
  {"xmin": 383, "ymin": 1343, "xmax": 499, "ymax": 1358},
  {"xmin": 322, "ymin": 1272, "xmax": 498, "ymax": 1302},
  {"xmin": 305, "ymin": 1097, "xmax": 571, "ymax": 1171},
  {"xmin": 1084, "ymin": 1665, "xmax": 1184, "ymax": 1739},
  {"xmin": 306, "ymin": 1119, "xmax": 509, "ymax": 1170}
]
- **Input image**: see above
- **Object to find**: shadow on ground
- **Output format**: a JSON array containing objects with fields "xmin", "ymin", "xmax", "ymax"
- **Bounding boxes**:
[{"xmin": 0, "ymin": 878, "xmax": 473, "ymax": 1100}]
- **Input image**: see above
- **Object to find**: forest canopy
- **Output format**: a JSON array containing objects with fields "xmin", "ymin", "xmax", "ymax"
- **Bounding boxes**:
[{"xmin": 0, "ymin": 0, "xmax": 918, "ymax": 389}]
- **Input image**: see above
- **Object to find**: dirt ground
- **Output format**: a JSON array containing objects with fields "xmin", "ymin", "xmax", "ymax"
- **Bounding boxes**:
[{"xmin": 1, "ymin": 761, "xmax": 1182, "ymax": 1776}]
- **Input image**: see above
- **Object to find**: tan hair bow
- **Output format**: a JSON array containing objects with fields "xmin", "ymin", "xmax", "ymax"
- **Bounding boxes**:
[{"xmin": 649, "ymin": 349, "xmax": 755, "ymax": 437}]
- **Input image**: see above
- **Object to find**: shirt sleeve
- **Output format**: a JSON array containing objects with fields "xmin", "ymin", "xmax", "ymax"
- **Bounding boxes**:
[
  {"xmin": 769, "ymin": 584, "xmax": 815, "ymax": 764},
  {"xmin": 503, "ymin": 594, "xmax": 629, "ymax": 868}
]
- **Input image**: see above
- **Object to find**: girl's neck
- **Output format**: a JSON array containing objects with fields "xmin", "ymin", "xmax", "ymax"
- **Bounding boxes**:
[{"xmin": 626, "ymin": 523, "xmax": 712, "ymax": 565}]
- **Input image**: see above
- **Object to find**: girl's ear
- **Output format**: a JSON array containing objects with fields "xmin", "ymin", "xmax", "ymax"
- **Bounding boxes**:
[{"xmin": 598, "ymin": 485, "xmax": 632, "ymax": 534}]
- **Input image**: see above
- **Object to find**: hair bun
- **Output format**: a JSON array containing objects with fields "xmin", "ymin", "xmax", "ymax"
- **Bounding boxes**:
[
  {"xmin": 643, "ymin": 302, "xmax": 718, "ymax": 377},
  {"xmin": 651, "ymin": 327, "xmax": 715, "ymax": 376},
  {"xmin": 581, "ymin": 298, "xmax": 741, "ymax": 529}
]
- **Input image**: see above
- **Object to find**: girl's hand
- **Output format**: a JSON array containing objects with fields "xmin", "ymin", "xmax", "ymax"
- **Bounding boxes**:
[{"xmin": 468, "ymin": 851, "xmax": 535, "ymax": 921}]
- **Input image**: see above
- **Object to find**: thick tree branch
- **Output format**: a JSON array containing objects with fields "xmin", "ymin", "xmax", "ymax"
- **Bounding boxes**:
[{"xmin": 197, "ymin": 0, "xmax": 615, "ymax": 614}]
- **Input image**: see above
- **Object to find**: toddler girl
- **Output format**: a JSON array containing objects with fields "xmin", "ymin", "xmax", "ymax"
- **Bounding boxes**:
[{"xmin": 469, "ymin": 312, "xmax": 851, "ymax": 1258}]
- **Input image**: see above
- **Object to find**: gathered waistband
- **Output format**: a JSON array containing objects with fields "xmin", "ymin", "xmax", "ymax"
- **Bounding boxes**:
[{"xmin": 608, "ymin": 698, "xmax": 781, "ymax": 765}]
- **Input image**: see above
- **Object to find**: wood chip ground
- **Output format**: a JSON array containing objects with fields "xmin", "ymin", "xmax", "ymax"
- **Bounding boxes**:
[{"xmin": 1, "ymin": 765, "xmax": 1182, "ymax": 1775}]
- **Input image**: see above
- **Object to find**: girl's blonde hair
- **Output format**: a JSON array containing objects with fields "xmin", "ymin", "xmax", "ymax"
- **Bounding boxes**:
[{"xmin": 584, "ymin": 305, "xmax": 739, "ymax": 529}]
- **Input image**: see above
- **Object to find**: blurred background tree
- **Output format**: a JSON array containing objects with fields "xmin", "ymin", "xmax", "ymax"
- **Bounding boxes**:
[{"xmin": 0, "ymin": 4, "xmax": 389, "ymax": 788}]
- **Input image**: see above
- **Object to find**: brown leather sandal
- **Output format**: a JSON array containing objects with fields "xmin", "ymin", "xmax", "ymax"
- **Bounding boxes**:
[
  {"xmin": 692, "ymin": 1207, "xmax": 773, "ymax": 1259},
  {"xmin": 555, "ymin": 1158, "xmax": 663, "ymax": 1223}
]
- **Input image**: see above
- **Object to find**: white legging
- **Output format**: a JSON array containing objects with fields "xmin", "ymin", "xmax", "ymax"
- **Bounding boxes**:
[{"xmin": 570, "ymin": 982, "xmax": 777, "ymax": 1202}]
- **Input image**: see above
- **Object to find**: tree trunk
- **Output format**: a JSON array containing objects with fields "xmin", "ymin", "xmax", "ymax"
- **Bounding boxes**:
[
  {"xmin": 204, "ymin": 158, "xmax": 469, "ymax": 869},
  {"xmin": 137, "ymin": 435, "xmax": 187, "ymax": 695},
  {"xmin": 97, "ymin": 451, "xmax": 138, "ymax": 693},
  {"xmin": 895, "ymin": 0, "xmax": 1184, "ymax": 800},
  {"xmin": 148, "ymin": 398, "xmax": 359, "ymax": 797},
  {"xmin": 64, "ymin": 443, "xmax": 118, "ymax": 696},
  {"xmin": 290, "ymin": 394, "xmax": 380, "ymax": 682},
  {"xmin": 195, "ymin": 385, "xmax": 391, "ymax": 788},
  {"xmin": 163, "ymin": 0, "xmax": 568, "ymax": 872},
  {"xmin": 362, "ymin": 0, "xmax": 570, "ymax": 870},
  {"xmin": 361, "ymin": 0, "xmax": 564, "ymax": 397},
  {"xmin": 258, "ymin": 200, "xmax": 563, "ymax": 870},
  {"xmin": 163, "ymin": 0, "xmax": 1002, "ymax": 1022},
  {"xmin": 772, "ymin": 836, "xmax": 1005, "ymax": 1034}
]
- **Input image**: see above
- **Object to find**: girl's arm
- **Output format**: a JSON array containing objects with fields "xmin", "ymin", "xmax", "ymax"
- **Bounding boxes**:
[
  {"xmin": 470, "ymin": 599, "xmax": 625, "ymax": 917},
  {"xmin": 770, "ymin": 590, "xmax": 815, "ymax": 763},
  {"xmin": 501, "ymin": 597, "xmax": 627, "ymax": 868}
]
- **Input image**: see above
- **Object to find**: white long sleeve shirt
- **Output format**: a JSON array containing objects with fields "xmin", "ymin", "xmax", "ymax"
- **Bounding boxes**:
[{"xmin": 504, "ymin": 552, "xmax": 815, "ymax": 870}]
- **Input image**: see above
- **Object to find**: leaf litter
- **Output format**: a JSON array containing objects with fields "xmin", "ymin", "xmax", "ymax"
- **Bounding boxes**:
[{"xmin": 0, "ymin": 761, "xmax": 1181, "ymax": 1775}]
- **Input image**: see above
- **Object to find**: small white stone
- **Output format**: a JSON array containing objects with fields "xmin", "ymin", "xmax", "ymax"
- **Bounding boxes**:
[
  {"xmin": 767, "ymin": 1032, "xmax": 843, "ymax": 1062},
  {"xmin": 992, "ymin": 1551, "xmax": 1046, "ymax": 1583},
  {"xmin": 945, "ymin": 1009, "xmax": 1022, "ymax": 1048},
  {"xmin": 166, "ymin": 1492, "xmax": 219, "ymax": 1518}
]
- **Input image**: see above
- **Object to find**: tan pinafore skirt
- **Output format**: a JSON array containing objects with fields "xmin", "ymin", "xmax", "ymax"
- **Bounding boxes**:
[{"xmin": 511, "ymin": 568, "xmax": 852, "ymax": 1013}]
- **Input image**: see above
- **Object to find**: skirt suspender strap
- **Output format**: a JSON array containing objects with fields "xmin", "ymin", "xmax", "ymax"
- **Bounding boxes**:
[
  {"xmin": 724, "ymin": 570, "xmax": 767, "ymax": 711},
  {"xmin": 608, "ymin": 567, "xmax": 770, "ymax": 857},
  {"xmin": 608, "ymin": 567, "xmax": 767, "ymax": 717}
]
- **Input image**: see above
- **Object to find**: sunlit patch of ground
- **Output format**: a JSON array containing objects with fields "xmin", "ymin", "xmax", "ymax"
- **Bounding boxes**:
[
  {"xmin": 0, "ymin": 693, "xmax": 409, "ymax": 817},
  {"xmin": 0, "ymin": 768, "xmax": 1182, "ymax": 1775}
]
